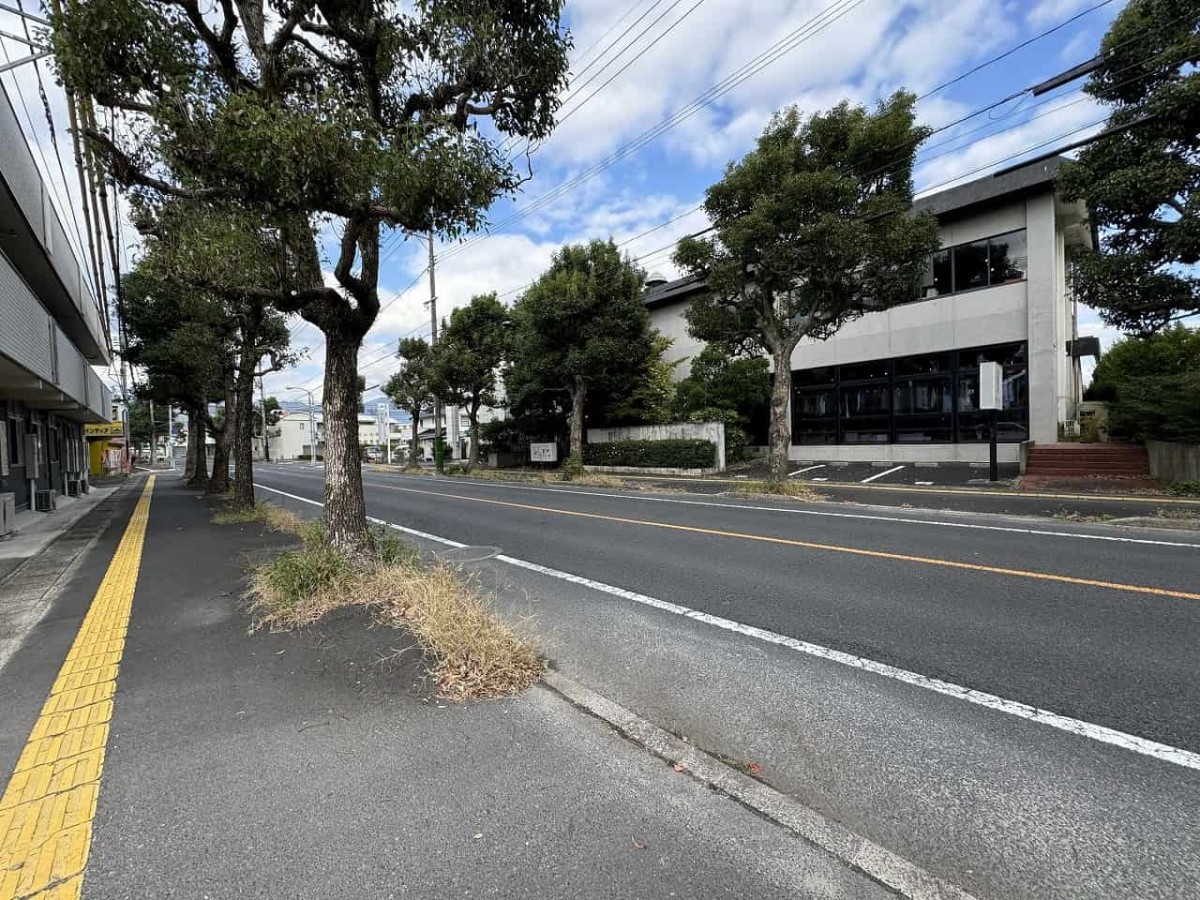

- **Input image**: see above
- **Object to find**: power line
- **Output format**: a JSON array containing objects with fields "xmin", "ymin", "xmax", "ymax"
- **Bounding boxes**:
[
  {"xmin": 439, "ymin": 0, "xmax": 1118, "ymax": 268},
  {"xmin": 439, "ymin": 0, "xmax": 871, "ymax": 264}
]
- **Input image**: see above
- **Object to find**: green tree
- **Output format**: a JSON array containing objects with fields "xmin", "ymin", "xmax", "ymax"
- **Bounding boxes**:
[
  {"xmin": 674, "ymin": 344, "xmax": 770, "ymax": 460},
  {"xmin": 124, "ymin": 201, "xmax": 293, "ymax": 506},
  {"xmin": 675, "ymin": 94, "xmax": 940, "ymax": 480},
  {"xmin": 1086, "ymin": 325, "xmax": 1200, "ymax": 442},
  {"xmin": 431, "ymin": 293, "xmax": 508, "ymax": 470},
  {"xmin": 1057, "ymin": 0, "xmax": 1199, "ymax": 333},
  {"xmin": 508, "ymin": 240, "xmax": 656, "ymax": 466},
  {"xmin": 384, "ymin": 338, "xmax": 435, "ymax": 468},
  {"xmin": 601, "ymin": 334, "xmax": 679, "ymax": 426},
  {"xmin": 51, "ymin": 0, "xmax": 570, "ymax": 553},
  {"xmin": 126, "ymin": 399, "xmax": 155, "ymax": 453}
]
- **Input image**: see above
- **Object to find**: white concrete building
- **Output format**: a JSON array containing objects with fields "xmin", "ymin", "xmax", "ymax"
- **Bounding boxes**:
[
  {"xmin": 645, "ymin": 158, "xmax": 1096, "ymax": 464},
  {"xmin": 267, "ymin": 410, "xmax": 412, "ymax": 461}
]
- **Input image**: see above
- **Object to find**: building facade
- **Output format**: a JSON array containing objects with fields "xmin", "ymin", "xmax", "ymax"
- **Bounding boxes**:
[
  {"xmin": 1, "ymin": 85, "xmax": 112, "ymax": 512},
  {"xmin": 645, "ymin": 158, "xmax": 1093, "ymax": 464},
  {"xmin": 267, "ymin": 410, "xmax": 412, "ymax": 461}
]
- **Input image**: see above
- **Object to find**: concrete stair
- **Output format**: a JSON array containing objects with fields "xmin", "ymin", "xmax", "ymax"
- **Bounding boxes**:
[{"xmin": 1025, "ymin": 444, "xmax": 1149, "ymax": 478}]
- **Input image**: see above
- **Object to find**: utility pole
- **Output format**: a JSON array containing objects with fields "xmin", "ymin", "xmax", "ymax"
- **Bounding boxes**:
[
  {"xmin": 148, "ymin": 398, "xmax": 156, "ymax": 466},
  {"xmin": 427, "ymin": 232, "xmax": 443, "ymax": 474}
]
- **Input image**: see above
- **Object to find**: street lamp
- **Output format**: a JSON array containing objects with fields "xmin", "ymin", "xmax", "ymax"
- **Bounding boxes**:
[{"xmin": 285, "ymin": 385, "xmax": 320, "ymax": 467}]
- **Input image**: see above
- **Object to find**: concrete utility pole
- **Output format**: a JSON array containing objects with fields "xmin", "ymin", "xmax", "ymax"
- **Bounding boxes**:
[
  {"xmin": 427, "ymin": 232, "xmax": 443, "ymax": 474},
  {"xmin": 148, "ymin": 399, "xmax": 156, "ymax": 465}
]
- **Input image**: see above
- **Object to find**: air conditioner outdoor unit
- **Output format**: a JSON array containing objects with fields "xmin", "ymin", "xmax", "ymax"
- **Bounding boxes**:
[
  {"xmin": 0, "ymin": 493, "xmax": 14, "ymax": 540},
  {"xmin": 34, "ymin": 489, "xmax": 58, "ymax": 513},
  {"xmin": 66, "ymin": 479, "xmax": 80, "ymax": 497},
  {"xmin": 80, "ymin": 479, "xmax": 89, "ymax": 494}
]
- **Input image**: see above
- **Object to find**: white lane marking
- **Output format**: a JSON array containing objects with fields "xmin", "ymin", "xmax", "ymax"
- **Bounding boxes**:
[
  {"xmin": 252, "ymin": 480, "xmax": 1200, "ymax": 772},
  {"xmin": 253, "ymin": 483, "xmax": 470, "ymax": 548},
  {"xmin": 916, "ymin": 481, "xmax": 934, "ymax": 486},
  {"xmin": 323, "ymin": 468, "xmax": 1200, "ymax": 550},
  {"xmin": 811, "ymin": 477, "xmax": 829, "ymax": 482},
  {"xmin": 789, "ymin": 464, "xmax": 826, "ymax": 478},
  {"xmin": 861, "ymin": 465, "xmax": 905, "ymax": 484}
]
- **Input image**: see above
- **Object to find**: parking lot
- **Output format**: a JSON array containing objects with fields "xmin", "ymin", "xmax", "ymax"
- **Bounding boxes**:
[{"xmin": 785, "ymin": 459, "xmax": 1019, "ymax": 486}]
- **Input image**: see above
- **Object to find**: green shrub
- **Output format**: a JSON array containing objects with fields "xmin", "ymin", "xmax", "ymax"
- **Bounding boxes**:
[
  {"xmin": 1167, "ymin": 480, "xmax": 1200, "ymax": 497},
  {"xmin": 582, "ymin": 438, "xmax": 716, "ymax": 469},
  {"xmin": 258, "ymin": 543, "xmax": 351, "ymax": 614}
]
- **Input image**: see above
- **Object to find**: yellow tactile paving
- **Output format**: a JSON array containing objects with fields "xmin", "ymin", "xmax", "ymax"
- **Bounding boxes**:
[{"xmin": 0, "ymin": 477, "xmax": 154, "ymax": 900}]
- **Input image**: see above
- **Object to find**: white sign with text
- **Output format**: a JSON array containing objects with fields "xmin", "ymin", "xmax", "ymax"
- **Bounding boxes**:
[
  {"xmin": 979, "ymin": 361, "xmax": 1003, "ymax": 411},
  {"xmin": 530, "ymin": 443, "xmax": 558, "ymax": 463}
]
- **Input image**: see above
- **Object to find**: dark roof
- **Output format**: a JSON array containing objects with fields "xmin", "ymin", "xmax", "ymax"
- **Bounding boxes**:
[
  {"xmin": 644, "ymin": 272, "xmax": 707, "ymax": 309},
  {"xmin": 912, "ymin": 155, "xmax": 1068, "ymax": 220},
  {"xmin": 644, "ymin": 158, "xmax": 1070, "ymax": 308}
]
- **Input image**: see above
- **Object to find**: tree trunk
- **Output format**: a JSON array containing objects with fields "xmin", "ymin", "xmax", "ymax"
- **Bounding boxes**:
[
  {"xmin": 185, "ymin": 408, "xmax": 207, "ymax": 488},
  {"xmin": 568, "ymin": 379, "xmax": 586, "ymax": 467},
  {"xmin": 206, "ymin": 380, "xmax": 234, "ymax": 496},
  {"xmin": 467, "ymin": 404, "xmax": 481, "ymax": 472},
  {"xmin": 323, "ymin": 332, "xmax": 371, "ymax": 556},
  {"xmin": 767, "ymin": 345, "xmax": 794, "ymax": 482},
  {"xmin": 408, "ymin": 405, "xmax": 422, "ymax": 468},
  {"xmin": 183, "ymin": 411, "xmax": 198, "ymax": 483},
  {"xmin": 230, "ymin": 372, "xmax": 256, "ymax": 509}
]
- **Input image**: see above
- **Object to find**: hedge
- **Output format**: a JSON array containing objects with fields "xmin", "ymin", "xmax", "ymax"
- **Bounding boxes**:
[{"xmin": 581, "ymin": 438, "xmax": 716, "ymax": 469}]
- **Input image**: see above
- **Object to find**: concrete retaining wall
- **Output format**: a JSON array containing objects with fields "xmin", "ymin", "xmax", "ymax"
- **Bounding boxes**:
[
  {"xmin": 1147, "ymin": 441, "xmax": 1200, "ymax": 482},
  {"xmin": 586, "ymin": 422, "xmax": 725, "ymax": 472},
  {"xmin": 585, "ymin": 464, "xmax": 719, "ymax": 477}
]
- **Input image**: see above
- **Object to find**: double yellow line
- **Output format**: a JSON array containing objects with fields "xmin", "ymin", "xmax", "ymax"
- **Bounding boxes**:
[{"xmin": 1, "ymin": 477, "xmax": 154, "ymax": 900}]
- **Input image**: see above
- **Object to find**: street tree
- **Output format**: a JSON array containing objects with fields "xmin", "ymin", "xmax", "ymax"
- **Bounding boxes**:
[
  {"xmin": 51, "ymin": 0, "xmax": 570, "ymax": 554},
  {"xmin": 600, "ymin": 334, "xmax": 679, "ymax": 426},
  {"xmin": 122, "ymin": 270, "xmax": 226, "ymax": 487},
  {"xmin": 508, "ymin": 240, "xmax": 656, "ymax": 466},
  {"xmin": 384, "ymin": 338, "xmax": 435, "ymax": 468},
  {"xmin": 1057, "ymin": 0, "xmax": 1199, "ymax": 333},
  {"xmin": 430, "ymin": 293, "xmax": 508, "ymax": 470},
  {"xmin": 675, "ymin": 94, "xmax": 940, "ymax": 480},
  {"xmin": 126, "ymin": 201, "xmax": 292, "ymax": 506}
]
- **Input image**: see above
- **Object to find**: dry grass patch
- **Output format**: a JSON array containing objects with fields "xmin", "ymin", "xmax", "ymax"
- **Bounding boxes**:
[
  {"xmin": 244, "ymin": 513, "xmax": 543, "ymax": 700},
  {"xmin": 727, "ymin": 480, "xmax": 824, "ymax": 501},
  {"xmin": 211, "ymin": 502, "xmax": 268, "ymax": 525}
]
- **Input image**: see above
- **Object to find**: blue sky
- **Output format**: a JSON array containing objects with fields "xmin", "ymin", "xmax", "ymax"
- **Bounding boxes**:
[{"xmin": 0, "ymin": 0, "xmax": 1133, "ymax": 405}]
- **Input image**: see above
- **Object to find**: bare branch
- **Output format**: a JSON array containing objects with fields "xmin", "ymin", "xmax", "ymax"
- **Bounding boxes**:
[{"xmin": 84, "ymin": 127, "xmax": 225, "ymax": 201}]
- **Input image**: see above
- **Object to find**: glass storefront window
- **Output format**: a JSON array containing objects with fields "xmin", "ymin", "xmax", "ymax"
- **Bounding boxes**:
[
  {"xmin": 791, "ymin": 341, "xmax": 1029, "ymax": 446},
  {"xmin": 953, "ymin": 239, "xmax": 990, "ymax": 292},
  {"xmin": 989, "ymin": 230, "xmax": 1027, "ymax": 284}
]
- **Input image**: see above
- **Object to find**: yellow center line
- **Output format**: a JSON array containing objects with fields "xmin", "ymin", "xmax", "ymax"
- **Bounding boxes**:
[
  {"xmin": 380, "ymin": 481, "xmax": 1200, "ymax": 603},
  {"xmin": 1, "ymin": 476, "xmax": 155, "ymax": 900}
]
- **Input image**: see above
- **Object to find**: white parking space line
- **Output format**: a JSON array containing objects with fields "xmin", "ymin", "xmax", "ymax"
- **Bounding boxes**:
[
  {"xmin": 789, "ymin": 464, "xmax": 825, "ymax": 478},
  {"xmin": 252, "ymin": 480, "xmax": 1200, "ymax": 773},
  {"xmin": 812, "ymin": 477, "xmax": 829, "ymax": 482},
  {"xmin": 861, "ymin": 465, "xmax": 906, "ymax": 484}
]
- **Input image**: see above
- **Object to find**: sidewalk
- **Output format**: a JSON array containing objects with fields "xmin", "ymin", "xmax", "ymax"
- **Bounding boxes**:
[{"xmin": 0, "ymin": 478, "xmax": 896, "ymax": 899}]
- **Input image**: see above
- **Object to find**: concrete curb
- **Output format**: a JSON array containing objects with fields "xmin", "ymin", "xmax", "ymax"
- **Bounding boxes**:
[{"xmin": 541, "ymin": 669, "xmax": 980, "ymax": 900}]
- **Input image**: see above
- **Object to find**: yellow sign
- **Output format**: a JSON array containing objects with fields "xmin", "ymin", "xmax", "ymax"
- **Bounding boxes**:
[{"xmin": 85, "ymin": 421, "xmax": 123, "ymax": 437}]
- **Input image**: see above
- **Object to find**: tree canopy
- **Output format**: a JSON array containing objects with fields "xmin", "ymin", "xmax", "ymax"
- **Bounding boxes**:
[
  {"xmin": 675, "ymin": 93, "xmax": 939, "ymax": 479},
  {"xmin": 1057, "ymin": 0, "xmax": 1200, "ymax": 333},
  {"xmin": 507, "ymin": 240, "xmax": 656, "ymax": 465},
  {"xmin": 1086, "ymin": 325, "xmax": 1200, "ymax": 443},
  {"xmin": 51, "ymin": 0, "xmax": 571, "ymax": 551},
  {"xmin": 384, "ymin": 337, "xmax": 435, "ymax": 467},
  {"xmin": 431, "ymin": 293, "xmax": 508, "ymax": 469}
]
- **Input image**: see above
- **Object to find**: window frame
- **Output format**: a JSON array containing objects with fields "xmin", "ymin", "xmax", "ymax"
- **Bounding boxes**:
[{"xmin": 914, "ymin": 228, "xmax": 1028, "ymax": 303}]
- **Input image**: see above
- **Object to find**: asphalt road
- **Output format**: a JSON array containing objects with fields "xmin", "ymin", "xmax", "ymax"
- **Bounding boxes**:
[{"xmin": 255, "ymin": 465, "xmax": 1200, "ymax": 753}]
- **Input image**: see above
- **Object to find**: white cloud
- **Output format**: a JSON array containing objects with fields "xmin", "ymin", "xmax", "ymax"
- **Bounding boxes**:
[
  {"xmin": 1026, "ymin": 0, "xmax": 1104, "ymax": 28},
  {"xmin": 915, "ymin": 95, "xmax": 1103, "ymax": 194}
]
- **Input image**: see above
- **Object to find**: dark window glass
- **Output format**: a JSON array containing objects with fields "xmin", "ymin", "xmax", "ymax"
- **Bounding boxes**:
[
  {"xmin": 953, "ymin": 240, "xmax": 990, "ymax": 291},
  {"xmin": 841, "ymin": 360, "xmax": 890, "ymax": 382},
  {"xmin": 840, "ymin": 383, "xmax": 890, "ymax": 444},
  {"xmin": 894, "ymin": 352, "xmax": 950, "ymax": 377},
  {"xmin": 920, "ymin": 250, "xmax": 952, "ymax": 299},
  {"xmin": 793, "ymin": 366, "xmax": 836, "ymax": 387},
  {"xmin": 893, "ymin": 378, "xmax": 951, "ymax": 415},
  {"xmin": 960, "ymin": 342, "xmax": 1027, "ymax": 370},
  {"xmin": 798, "ymin": 389, "xmax": 837, "ymax": 418},
  {"xmin": 793, "ymin": 383, "xmax": 837, "ymax": 445},
  {"xmin": 988, "ymin": 230, "xmax": 1027, "ymax": 284}
]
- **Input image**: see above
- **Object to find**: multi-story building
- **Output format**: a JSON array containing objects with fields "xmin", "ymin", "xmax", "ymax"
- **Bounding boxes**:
[
  {"xmin": 1, "ymin": 85, "xmax": 112, "ymax": 512},
  {"xmin": 645, "ymin": 157, "xmax": 1096, "ymax": 464},
  {"xmin": 267, "ymin": 410, "xmax": 412, "ymax": 461}
]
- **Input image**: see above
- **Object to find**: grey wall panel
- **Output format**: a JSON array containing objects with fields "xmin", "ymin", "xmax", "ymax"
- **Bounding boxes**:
[
  {"xmin": 0, "ymin": 249, "xmax": 53, "ymax": 382},
  {"xmin": 56, "ymin": 325, "xmax": 87, "ymax": 403}
]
